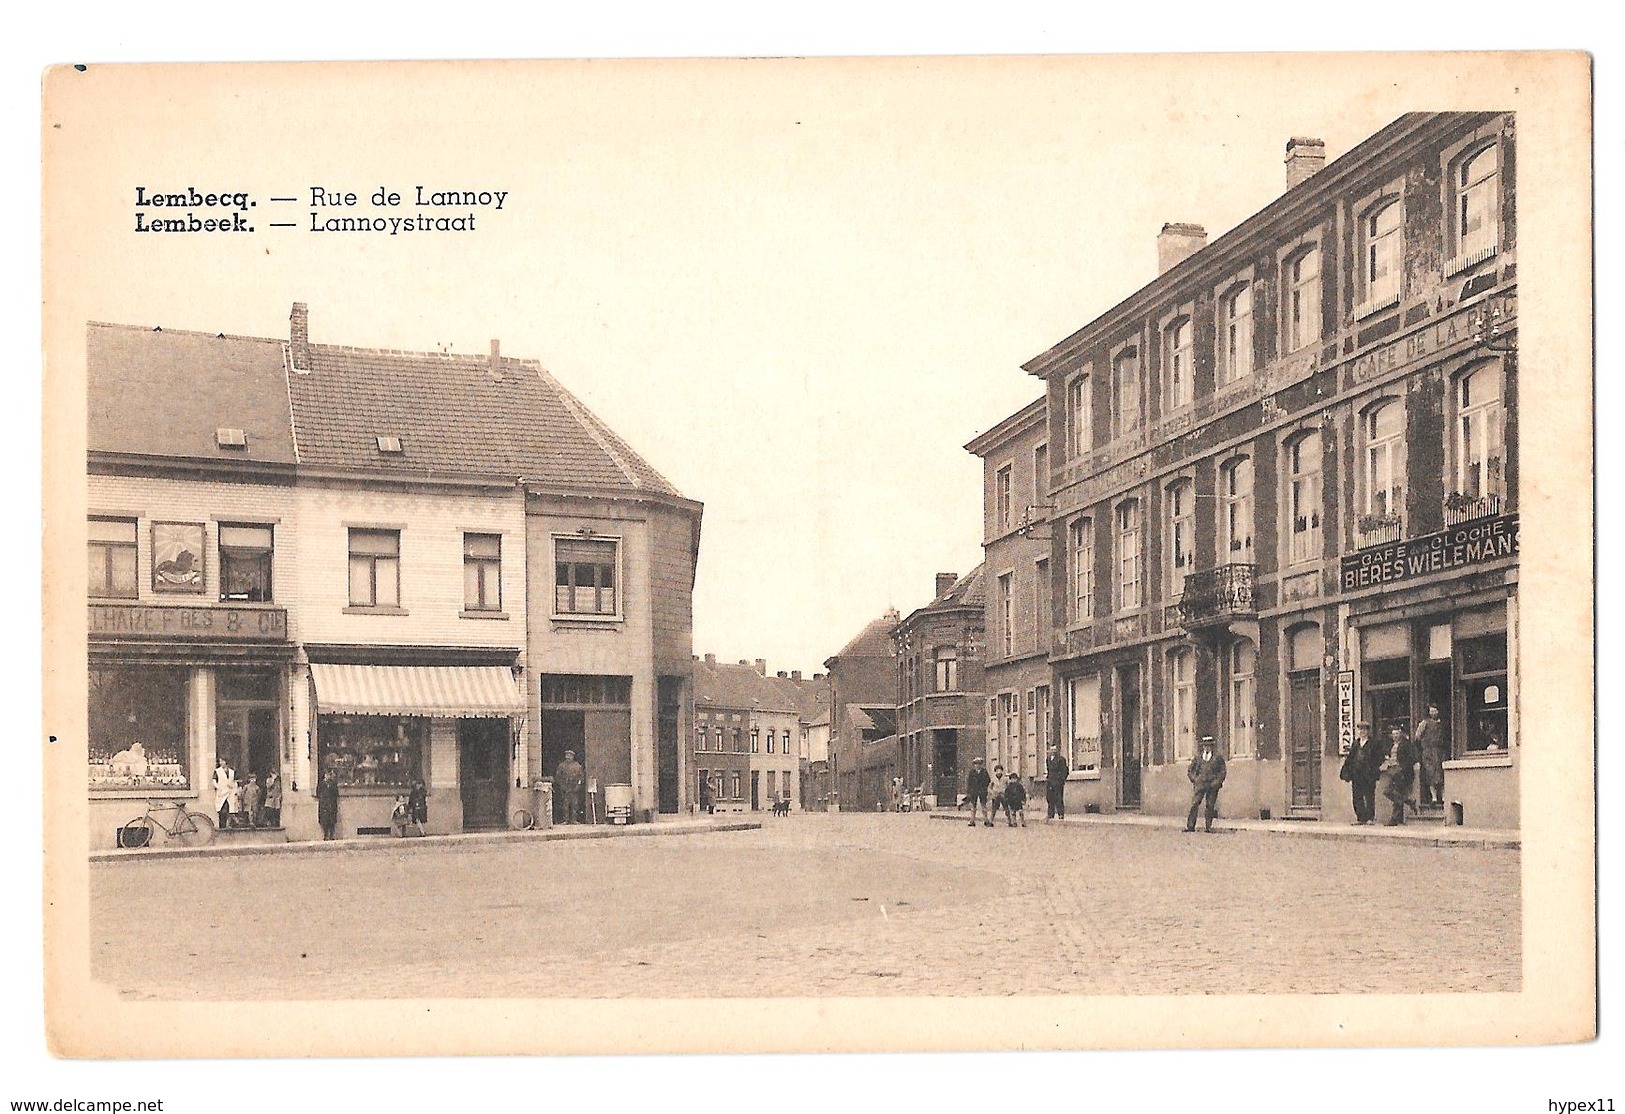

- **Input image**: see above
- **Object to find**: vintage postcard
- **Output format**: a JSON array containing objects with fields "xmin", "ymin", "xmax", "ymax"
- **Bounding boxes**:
[{"xmin": 40, "ymin": 53, "xmax": 1594, "ymax": 1061}]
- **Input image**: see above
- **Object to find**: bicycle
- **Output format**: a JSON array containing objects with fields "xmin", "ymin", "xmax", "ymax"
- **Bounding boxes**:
[{"xmin": 118, "ymin": 799, "xmax": 217, "ymax": 849}]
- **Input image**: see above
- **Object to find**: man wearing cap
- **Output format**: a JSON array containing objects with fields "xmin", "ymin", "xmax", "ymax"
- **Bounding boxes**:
[
  {"xmin": 1044, "ymin": 744, "xmax": 1070, "ymax": 821},
  {"xmin": 1185, "ymin": 736, "xmax": 1227, "ymax": 833},
  {"xmin": 1339, "ymin": 720, "xmax": 1385, "ymax": 824},
  {"xmin": 965, "ymin": 757, "xmax": 993, "ymax": 827}
]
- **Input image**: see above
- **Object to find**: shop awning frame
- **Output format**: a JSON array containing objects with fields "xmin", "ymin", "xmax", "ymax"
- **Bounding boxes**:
[{"xmin": 310, "ymin": 663, "xmax": 525, "ymax": 719}]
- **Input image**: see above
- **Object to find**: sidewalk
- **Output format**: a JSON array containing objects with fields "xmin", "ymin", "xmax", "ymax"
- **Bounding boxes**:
[
  {"xmin": 91, "ymin": 815, "xmax": 763, "ymax": 864},
  {"xmin": 929, "ymin": 808, "xmax": 1518, "ymax": 849}
]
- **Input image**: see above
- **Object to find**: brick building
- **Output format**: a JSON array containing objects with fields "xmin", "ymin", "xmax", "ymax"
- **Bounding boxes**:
[
  {"xmin": 893, "ymin": 569, "xmax": 987, "ymax": 806},
  {"xmin": 86, "ymin": 305, "xmax": 701, "ymax": 846},
  {"xmin": 825, "ymin": 610, "xmax": 899, "ymax": 812},
  {"xmin": 691, "ymin": 655, "xmax": 826, "ymax": 812},
  {"xmin": 965, "ymin": 400, "xmax": 1058, "ymax": 790},
  {"xmin": 1019, "ymin": 112, "xmax": 1518, "ymax": 828}
]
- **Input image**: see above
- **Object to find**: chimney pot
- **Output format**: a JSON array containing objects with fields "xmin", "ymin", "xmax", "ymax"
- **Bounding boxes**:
[
  {"xmin": 1285, "ymin": 136, "xmax": 1327, "ymax": 189},
  {"xmin": 792, "ymin": 670, "xmax": 802, "ymax": 681},
  {"xmin": 777, "ymin": 671, "xmax": 788, "ymax": 678},
  {"xmin": 754, "ymin": 659, "xmax": 767, "ymax": 675},
  {"xmin": 813, "ymin": 673, "xmax": 825, "ymax": 681},
  {"xmin": 935, "ymin": 572, "xmax": 958, "ymax": 597},
  {"xmin": 703, "ymin": 653, "xmax": 716, "ymax": 664},
  {"xmin": 1156, "ymin": 223, "xmax": 1208, "ymax": 275},
  {"xmin": 289, "ymin": 302, "xmax": 310, "ymax": 372}
]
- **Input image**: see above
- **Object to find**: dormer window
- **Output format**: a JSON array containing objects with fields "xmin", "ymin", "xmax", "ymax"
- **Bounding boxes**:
[
  {"xmin": 376, "ymin": 435, "xmax": 404, "ymax": 454},
  {"xmin": 215, "ymin": 427, "xmax": 247, "ymax": 449}
]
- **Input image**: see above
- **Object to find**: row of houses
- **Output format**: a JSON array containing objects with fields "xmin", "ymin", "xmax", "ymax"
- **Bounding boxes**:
[
  {"xmin": 828, "ymin": 112, "xmax": 1519, "ymax": 830},
  {"xmin": 87, "ymin": 304, "xmax": 703, "ymax": 845}
]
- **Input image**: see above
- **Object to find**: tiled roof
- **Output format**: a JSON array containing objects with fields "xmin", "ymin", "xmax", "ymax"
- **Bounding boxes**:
[
  {"xmin": 289, "ymin": 344, "xmax": 681, "ymax": 495},
  {"xmin": 87, "ymin": 324, "xmax": 297, "ymax": 464},
  {"xmin": 694, "ymin": 659, "xmax": 831, "ymax": 721},
  {"xmin": 87, "ymin": 314, "xmax": 683, "ymax": 499},
  {"xmin": 829, "ymin": 613, "xmax": 899, "ymax": 663},
  {"xmin": 897, "ymin": 565, "xmax": 986, "ymax": 632}
]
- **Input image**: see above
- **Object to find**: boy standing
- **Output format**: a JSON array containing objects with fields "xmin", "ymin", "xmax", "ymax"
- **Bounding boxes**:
[{"xmin": 965, "ymin": 757, "xmax": 992, "ymax": 827}]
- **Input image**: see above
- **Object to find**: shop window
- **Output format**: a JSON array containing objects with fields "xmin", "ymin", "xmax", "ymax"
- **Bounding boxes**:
[
  {"xmin": 1112, "ymin": 348, "xmax": 1141, "ymax": 440},
  {"xmin": 1067, "ymin": 373, "xmax": 1093, "ymax": 459},
  {"xmin": 1115, "ymin": 499, "xmax": 1142, "ymax": 611},
  {"xmin": 1218, "ymin": 283, "xmax": 1253, "ymax": 386},
  {"xmin": 1164, "ymin": 317, "xmax": 1194, "ymax": 412},
  {"xmin": 1220, "ymin": 456, "xmax": 1254, "ymax": 561},
  {"xmin": 219, "ymin": 523, "xmax": 274, "ymax": 603},
  {"xmin": 935, "ymin": 646, "xmax": 959, "ymax": 692},
  {"xmin": 462, "ymin": 532, "xmax": 502, "ymax": 612},
  {"xmin": 88, "ymin": 666, "xmax": 189, "ymax": 792},
  {"xmin": 347, "ymin": 528, "xmax": 401, "ymax": 608},
  {"xmin": 554, "ymin": 536, "xmax": 619, "ymax": 616},
  {"xmin": 1069, "ymin": 517, "xmax": 1095, "ymax": 622},
  {"xmin": 1068, "ymin": 674, "xmax": 1101, "ymax": 773},
  {"xmin": 1166, "ymin": 479, "xmax": 1194, "ymax": 597},
  {"xmin": 88, "ymin": 517, "xmax": 138, "ymax": 599},
  {"xmin": 1169, "ymin": 647, "xmax": 1196, "ymax": 761},
  {"xmin": 1458, "ymin": 633, "xmax": 1509, "ymax": 755},
  {"xmin": 1229, "ymin": 639, "xmax": 1257, "ymax": 757},
  {"xmin": 1359, "ymin": 199, "xmax": 1403, "ymax": 314},
  {"xmin": 317, "ymin": 715, "xmax": 426, "ymax": 789},
  {"xmin": 1284, "ymin": 246, "xmax": 1322, "ymax": 353},
  {"xmin": 1363, "ymin": 655, "xmax": 1412, "ymax": 736},
  {"xmin": 1286, "ymin": 431, "xmax": 1324, "ymax": 565}
]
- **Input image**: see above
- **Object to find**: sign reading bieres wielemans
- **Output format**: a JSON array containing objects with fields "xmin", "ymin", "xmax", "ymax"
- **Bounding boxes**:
[
  {"xmin": 1340, "ymin": 514, "xmax": 1519, "ymax": 591},
  {"xmin": 88, "ymin": 603, "xmax": 289, "ymax": 641}
]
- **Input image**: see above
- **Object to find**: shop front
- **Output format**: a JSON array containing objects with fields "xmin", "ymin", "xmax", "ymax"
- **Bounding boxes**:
[
  {"xmin": 307, "ymin": 656, "xmax": 526, "ymax": 837},
  {"xmin": 1340, "ymin": 519, "xmax": 1519, "ymax": 829},
  {"xmin": 87, "ymin": 601, "xmax": 293, "ymax": 848}
]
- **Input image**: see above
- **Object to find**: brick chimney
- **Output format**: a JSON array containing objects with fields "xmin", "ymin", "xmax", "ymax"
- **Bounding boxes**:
[
  {"xmin": 1285, "ymin": 137, "xmax": 1326, "ymax": 189},
  {"xmin": 488, "ymin": 339, "xmax": 503, "ymax": 382},
  {"xmin": 754, "ymin": 659, "xmax": 767, "ymax": 675},
  {"xmin": 1157, "ymin": 223, "xmax": 1208, "ymax": 275},
  {"xmin": 813, "ymin": 673, "xmax": 825, "ymax": 681},
  {"xmin": 791, "ymin": 670, "xmax": 802, "ymax": 681},
  {"xmin": 935, "ymin": 572, "xmax": 959, "ymax": 598},
  {"xmin": 289, "ymin": 302, "xmax": 310, "ymax": 372},
  {"xmin": 703, "ymin": 653, "xmax": 716, "ymax": 664}
]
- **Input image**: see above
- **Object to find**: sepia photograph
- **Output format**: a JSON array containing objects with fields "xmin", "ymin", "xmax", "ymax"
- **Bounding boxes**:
[{"xmin": 27, "ymin": 35, "xmax": 1600, "ymax": 1107}]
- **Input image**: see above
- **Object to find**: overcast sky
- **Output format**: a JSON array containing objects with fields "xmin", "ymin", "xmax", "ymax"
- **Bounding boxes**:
[{"xmin": 49, "ymin": 57, "xmax": 1518, "ymax": 674}]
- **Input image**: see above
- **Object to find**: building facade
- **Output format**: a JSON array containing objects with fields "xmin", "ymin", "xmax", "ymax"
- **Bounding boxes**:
[
  {"xmin": 87, "ymin": 305, "xmax": 702, "ymax": 846},
  {"xmin": 965, "ymin": 401, "xmax": 1058, "ymax": 790},
  {"xmin": 1022, "ymin": 113, "xmax": 1518, "ymax": 828},
  {"xmin": 825, "ymin": 611, "xmax": 900, "ymax": 812},
  {"xmin": 893, "ymin": 569, "xmax": 987, "ymax": 805},
  {"xmin": 691, "ymin": 656, "xmax": 825, "ymax": 812}
]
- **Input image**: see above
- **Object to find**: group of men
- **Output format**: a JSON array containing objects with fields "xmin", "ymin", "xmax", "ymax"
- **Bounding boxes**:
[
  {"xmin": 962, "ymin": 744, "xmax": 1074, "ymax": 827},
  {"xmin": 1340, "ymin": 704, "xmax": 1448, "ymax": 826}
]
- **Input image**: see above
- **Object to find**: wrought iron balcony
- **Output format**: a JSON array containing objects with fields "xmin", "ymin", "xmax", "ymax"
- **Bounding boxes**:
[
  {"xmin": 1443, "ymin": 491, "xmax": 1503, "ymax": 528},
  {"xmin": 1176, "ymin": 563, "xmax": 1256, "ymax": 628}
]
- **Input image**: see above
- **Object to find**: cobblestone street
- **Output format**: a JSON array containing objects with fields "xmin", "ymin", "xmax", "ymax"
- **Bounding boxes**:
[{"xmin": 90, "ymin": 813, "xmax": 1520, "ymax": 1000}]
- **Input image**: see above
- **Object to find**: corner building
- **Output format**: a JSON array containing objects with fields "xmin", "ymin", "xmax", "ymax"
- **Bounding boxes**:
[{"xmin": 1025, "ymin": 113, "xmax": 1519, "ymax": 828}]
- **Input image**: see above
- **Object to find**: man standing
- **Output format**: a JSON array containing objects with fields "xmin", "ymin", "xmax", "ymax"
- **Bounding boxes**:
[
  {"xmin": 1339, "ymin": 720, "xmax": 1385, "ymax": 824},
  {"xmin": 965, "ymin": 756, "xmax": 992, "ymax": 827},
  {"xmin": 1415, "ymin": 704, "xmax": 1447, "ymax": 807},
  {"xmin": 1185, "ymin": 736, "xmax": 1227, "ymax": 833},
  {"xmin": 1381, "ymin": 724, "xmax": 1419, "ymax": 826},
  {"xmin": 555, "ymin": 749, "xmax": 586, "ymax": 824},
  {"xmin": 1044, "ymin": 744, "xmax": 1069, "ymax": 821}
]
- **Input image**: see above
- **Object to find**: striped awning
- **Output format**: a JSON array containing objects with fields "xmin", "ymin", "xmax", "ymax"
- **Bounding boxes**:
[{"xmin": 310, "ymin": 664, "xmax": 524, "ymax": 719}]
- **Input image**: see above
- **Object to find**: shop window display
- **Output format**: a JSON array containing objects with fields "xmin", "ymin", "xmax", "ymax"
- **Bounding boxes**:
[
  {"xmin": 88, "ymin": 666, "xmax": 190, "ymax": 791},
  {"xmin": 1457, "ymin": 634, "xmax": 1509, "ymax": 754},
  {"xmin": 318, "ymin": 716, "xmax": 427, "ymax": 789}
]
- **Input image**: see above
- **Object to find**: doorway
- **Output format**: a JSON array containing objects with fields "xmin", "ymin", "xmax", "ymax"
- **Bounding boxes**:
[
  {"xmin": 541, "ymin": 708, "xmax": 586, "ymax": 823},
  {"xmin": 1116, "ymin": 666, "xmax": 1142, "ymax": 809},
  {"xmin": 750, "ymin": 770, "xmax": 761, "ymax": 811},
  {"xmin": 933, "ymin": 730, "xmax": 959, "ymax": 805},
  {"xmin": 1288, "ymin": 670, "xmax": 1323, "ymax": 810},
  {"xmin": 215, "ymin": 670, "xmax": 281, "ymax": 818},
  {"xmin": 458, "ymin": 719, "xmax": 510, "ymax": 831}
]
